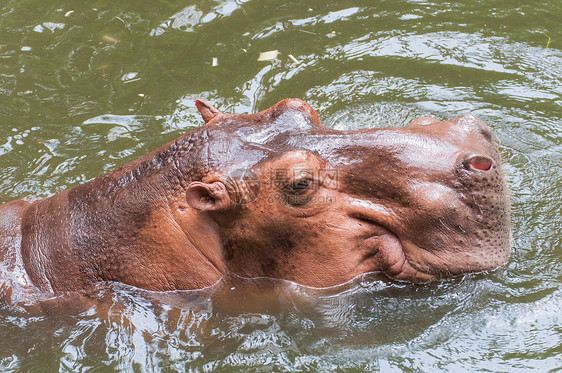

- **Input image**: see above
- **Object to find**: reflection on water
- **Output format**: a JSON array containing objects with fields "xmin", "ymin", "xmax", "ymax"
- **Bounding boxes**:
[
  {"xmin": 0, "ymin": 273, "xmax": 512, "ymax": 371},
  {"xmin": 2, "ymin": 271, "xmax": 560, "ymax": 370},
  {"xmin": 1, "ymin": 0, "xmax": 561, "ymax": 371}
]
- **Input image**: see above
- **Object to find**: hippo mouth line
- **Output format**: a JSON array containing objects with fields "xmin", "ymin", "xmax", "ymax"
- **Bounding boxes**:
[
  {"xmin": 350, "ymin": 204, "xmax": 438, "ymax": 282},
  {"xmin": 349, "ymin": 194, "xmax": 504, "ymax": 283},
  {"xmin": 370, "ymin": 229, "xmax": 499, "ymax": 283},
  {"xmin": 365, "ymin": 230, "xmax": 437, "ymax": 283},
  {"xmin": 353, "ymin": 214, "xmax": 436, "ymax": 283}
]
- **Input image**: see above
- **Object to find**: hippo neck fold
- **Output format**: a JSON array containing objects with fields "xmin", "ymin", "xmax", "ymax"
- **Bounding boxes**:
[{"xmin": 20, "ymin": 129, "xmax": 229, "ymax": 292}]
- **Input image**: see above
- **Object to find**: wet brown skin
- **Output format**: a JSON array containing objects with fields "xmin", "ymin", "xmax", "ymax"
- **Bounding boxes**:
[{"xmin": 0, "ymin": 99, "xmax": 511, "ymax": 293}]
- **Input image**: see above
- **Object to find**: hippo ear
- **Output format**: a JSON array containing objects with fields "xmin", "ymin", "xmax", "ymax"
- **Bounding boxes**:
[
  {"xmin": 195, "ymin": 100, "xmax": 222, "ymax": 123},
  {"xmin": 186, "ymin": 181, "xmax": 232, "ymax": 211}
]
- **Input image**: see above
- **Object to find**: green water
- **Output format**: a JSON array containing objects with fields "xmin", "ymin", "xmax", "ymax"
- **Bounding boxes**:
[{"xmin": 1, "ymin": 0, "xmax": 561, "ymax": 371}]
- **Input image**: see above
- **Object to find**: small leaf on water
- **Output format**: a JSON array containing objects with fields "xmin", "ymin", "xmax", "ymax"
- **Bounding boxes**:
[
  {"xmin": 102, "ymin": 35, "xmax": 118, "ymax": 43},
  {"xmin": 258, "ymin": 50, "xmax": 279, "ymax": 61}
]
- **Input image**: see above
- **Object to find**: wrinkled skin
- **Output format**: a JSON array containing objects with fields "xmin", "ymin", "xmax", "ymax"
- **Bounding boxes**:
[{"xmin": 0, "ymin": 99, "xmax": 510, "ymax": 293}]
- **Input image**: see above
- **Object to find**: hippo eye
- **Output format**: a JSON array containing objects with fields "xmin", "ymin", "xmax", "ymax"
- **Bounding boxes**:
[
  {"xmin": 283, "ymin": 176, "xmax": 317, "ymax": 205},
  {"xmin": 292, "ymin": 178, "xmax": 312, "ymax": 192}
]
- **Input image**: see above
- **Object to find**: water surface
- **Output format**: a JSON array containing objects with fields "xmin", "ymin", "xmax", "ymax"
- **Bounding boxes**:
[{"xmin": 1, "ymin": 0, "xmax": 561, "ymax": 371}]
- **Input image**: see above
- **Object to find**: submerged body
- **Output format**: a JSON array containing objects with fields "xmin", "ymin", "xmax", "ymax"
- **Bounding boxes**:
[{"xmin": 0, "ymin": 99, "xmax": 510, "ymax": 294}]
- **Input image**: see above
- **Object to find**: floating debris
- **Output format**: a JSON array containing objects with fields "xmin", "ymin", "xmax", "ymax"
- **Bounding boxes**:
[
  {"xmin": 258, "ymin": 50, "xmax": 279, "ymax": 61},
  {"xmin": 64, "ymin": 10, "xmax": 74, "ymax": 17},
  {"xmin": 102, "ymin": 35, "xmax": 118, "ymax": 44},
  {"xmin": 543, "ymin": 33, "xmax": 551, "ymax": 48},
  {"xmin": 138, "ymin": 93, "xmax": 145, "ymax": 98},
  {"xmin": 212, "ymin": 57, "xmax": 218, "ymax": 66},
  {"xmin": 122, "ymin": 72, "xmax": 141, "ymax": 83},
  {"xmin": 299, "ymin": 29, "xmax": 317, "ymax": 35},
  {"xmin": 122, "ymin": 72, "xmax": 138, "ymax": 80},
  {"xmin": 288, "ymin": 54, "xmax": 300, "ymax": 64}
]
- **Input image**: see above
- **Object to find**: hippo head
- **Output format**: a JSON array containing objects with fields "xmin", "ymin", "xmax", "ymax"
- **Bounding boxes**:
[{"xmin": 183, "ymin": 99, "xmax": 511, "ymax": 286}]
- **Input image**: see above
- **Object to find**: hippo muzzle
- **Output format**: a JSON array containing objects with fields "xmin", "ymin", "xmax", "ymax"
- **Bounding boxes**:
[{"xmin": 1, "ymin": 99, "xmax": 511, "ymax": 293}]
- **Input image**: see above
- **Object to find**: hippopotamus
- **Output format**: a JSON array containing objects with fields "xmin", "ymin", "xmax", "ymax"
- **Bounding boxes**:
[{"xmin": 0, "ymin": 99, "xmax": 510, "ymax": 294}]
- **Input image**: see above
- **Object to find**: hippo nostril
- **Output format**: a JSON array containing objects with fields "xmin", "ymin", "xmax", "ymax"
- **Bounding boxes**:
[{"xmin": 465, "ymin": 155, "xmax": 494, "ymax": 171}]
